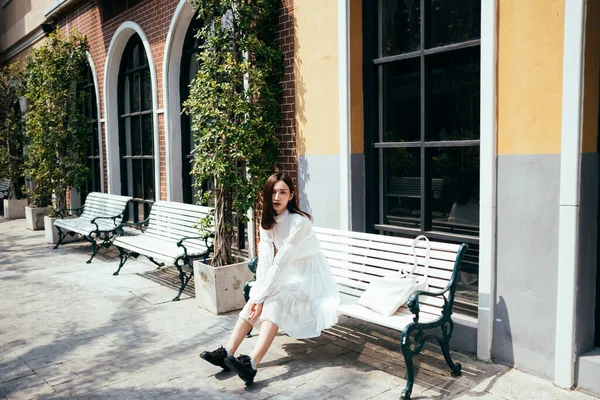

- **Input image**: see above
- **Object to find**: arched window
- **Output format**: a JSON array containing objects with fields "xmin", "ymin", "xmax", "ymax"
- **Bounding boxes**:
[
  {"xmin": 80, "ymin": 65, "xmax": 101, "ymax": 204},
  {"xmin": 180, "ymin": 14, "xmax": 203, "ymax": 204},
  {"xmin": 118, "ymin": 34, "xmax": 155, "ymax": 222}
]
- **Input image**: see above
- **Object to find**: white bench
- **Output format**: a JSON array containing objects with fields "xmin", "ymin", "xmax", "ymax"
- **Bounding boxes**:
[
  {"xmin": 244, "ymin": 228, "xmax": 467, "ymax": 400},
  {"xmin": 53, "ymin": 192, "xmax": 133, "ymax": 263},
  {"xmin": 112, "ymin": 201, "xmax": 214, "ymax": 301},
  {"xmin": 313, "ymin": 227, "xmax": 467, "ymax": 400}
]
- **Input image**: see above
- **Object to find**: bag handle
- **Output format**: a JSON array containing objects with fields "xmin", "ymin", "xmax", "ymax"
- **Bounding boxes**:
[{"xmin": 404, "ymin": 235, "xmax": 430, "ymax": 279}]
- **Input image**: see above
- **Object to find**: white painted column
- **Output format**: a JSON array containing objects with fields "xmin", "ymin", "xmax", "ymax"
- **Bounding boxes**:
[
  {"xmin": 338, "ymin": 0, "xmax": 351, "ymax": 230},
  {"xmin": 555, "ymin": 0, "xmax": 586, "ymax": 389},
  {"xmin": 477, "ymin": 0, "xmax": 498, "ymax": 362}
]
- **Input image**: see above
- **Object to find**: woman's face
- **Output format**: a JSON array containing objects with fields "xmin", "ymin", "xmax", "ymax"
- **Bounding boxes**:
[{"xmin": 272, "ymin": 180, "xmax": 293, "ymax": 215}]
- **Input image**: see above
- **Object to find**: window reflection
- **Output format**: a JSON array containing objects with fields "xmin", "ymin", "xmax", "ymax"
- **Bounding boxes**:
[
  {"xmin": 381, "ymin": 0, "xmax": 421, "ymax": 56},
  {"xmin": 383, "ymin": 147, "xmax": 421, "ymax": 229},
  {"xmin": 430, "ymin": 147, "xmax": 480, "ymax": 235},
  {"xmin": 382, "ymin": 58, "xmax": 420, "ymax": 142}
]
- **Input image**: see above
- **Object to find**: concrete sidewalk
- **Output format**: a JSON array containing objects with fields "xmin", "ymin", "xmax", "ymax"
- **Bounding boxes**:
[{"xmin": 0, "ymin": 217, "xmax": 596, "ymax": 400}]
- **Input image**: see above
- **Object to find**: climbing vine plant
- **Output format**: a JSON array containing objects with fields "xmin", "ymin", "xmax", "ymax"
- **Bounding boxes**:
[
  {"xmin": 23, "ymin": 29, "xmax": 91, "ymax": 209},
  {"xmin": 185, "ymin": 0, "xmax": 284, "ymax": 266},
  {"xmin": 0, "ymin": 63, "xmax": 25, "ymax": 200}
]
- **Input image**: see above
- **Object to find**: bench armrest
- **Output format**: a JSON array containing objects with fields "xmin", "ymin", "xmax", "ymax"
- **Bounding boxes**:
[
  {"xmin": 120, "ymin": 217, "xmax": 150, "ymax": 232},
  {"xmin": 56, "ymin": 206, "xmax": 84, "ymax": 218},
  {"xmin": 247, "ymin": 256, "xmax": 258, "ymax": 273},
  {"xmin": 177, "ymin": 234, "xmax": 214, "ymax": 260},
  {"xmin": 407, "ymin": 243, "xmax": 468, "ymax": 322},
  {"xmin": 176, "ymin": 233, "xmax": 214, "ymax": 249},
  {"xmin": 90, "ymin": 214, "xmax": 125, "ymax": 230},
  {"xmin": 406, "ymin": 287, "xmax": 450, "ymax": 319}
]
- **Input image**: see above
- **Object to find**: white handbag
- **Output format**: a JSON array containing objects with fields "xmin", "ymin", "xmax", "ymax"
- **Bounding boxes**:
[{"xmin": 357, "ymin": 235, "xmax": 431, "ymax": 316}]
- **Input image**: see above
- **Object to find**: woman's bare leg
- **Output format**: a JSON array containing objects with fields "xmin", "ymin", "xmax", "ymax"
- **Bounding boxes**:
[
  {"xmin": 249, "ymin": 320, "xmax": 279, "ymax": 367},
  {"xmin": 226, "ymin": 317, "xmax": 253, "ymax": 355}
]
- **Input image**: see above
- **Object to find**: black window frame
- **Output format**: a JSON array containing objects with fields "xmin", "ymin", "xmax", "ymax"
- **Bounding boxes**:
[
  {"xmin": 364, "ymin": 0, "xmax": 482, "ymax": 316},
  {"xmin": 180, "ymin": 14, "xmax": 204, "ymax": 205},
  {"xmin": 118, "ymin": 34, "xmax": 155, "ymax": 223},
  {"xmin": 79, "ymin": 65, "xmax": 101, "ymax": 205}
]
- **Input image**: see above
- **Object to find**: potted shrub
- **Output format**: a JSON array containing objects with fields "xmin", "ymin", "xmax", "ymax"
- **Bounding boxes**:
[
  {"xmin": 24, "ymin": 189, "xmax": 51, "ymax": 230},
  {"xmin": 185, "ymin": 0, "xmax": 283, "ymax": 313},
  {"xmin": 23, "ymin": 29, "xmax": 91, "ymax": 239},
  {"xmin": 0, "ymin": 63, "xmax": 27, "ymax": 219}
]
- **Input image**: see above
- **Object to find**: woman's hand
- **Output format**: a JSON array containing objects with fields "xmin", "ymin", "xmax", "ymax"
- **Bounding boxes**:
[{"xmin": 248, "ymin": 302, "xmax": 263, "ymax": 321}]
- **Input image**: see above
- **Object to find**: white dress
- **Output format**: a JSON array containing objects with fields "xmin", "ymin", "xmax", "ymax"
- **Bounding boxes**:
[{"xmin": 239, "ymin": 210, "xmax": 340, "ymax": 339}]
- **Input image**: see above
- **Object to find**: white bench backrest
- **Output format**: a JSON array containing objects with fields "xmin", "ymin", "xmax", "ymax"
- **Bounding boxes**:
[
  {"xmin": 145, "ymin": 201, "xmax": 213, "ymax": 248},
  {"xmin": 79, "ymin": 192, "xmax": 132, "ymax": 219},
  {"xmin": 388, "ymin": 177, "xmax": 445, "ymax": 198},
  {"xmin": 314, "ymin": 227, "xmax": 461, "ymax": 317}
]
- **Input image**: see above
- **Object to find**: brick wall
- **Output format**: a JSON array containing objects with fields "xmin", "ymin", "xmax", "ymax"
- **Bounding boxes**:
[
  {"xmin": 253, "ymin": 0, "xmax": 297, "ymax": 249},
  {"xmin": 54, "ymin": 0, "xmax": 296, "ymax": 252},
  {"xmin": 57, "ymin": 0, "xmax": 178, "ymax": 201}
]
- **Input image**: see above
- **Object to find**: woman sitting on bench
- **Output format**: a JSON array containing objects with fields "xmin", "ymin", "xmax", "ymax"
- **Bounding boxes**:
[{"xmin": 199, "ymin": 172, "xmax": 340, "ymax": 385}]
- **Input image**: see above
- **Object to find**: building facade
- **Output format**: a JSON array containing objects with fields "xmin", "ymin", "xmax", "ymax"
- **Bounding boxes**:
[{"xmin": 1, "ymin": 0, "xmax": 598, "ymax": 395}]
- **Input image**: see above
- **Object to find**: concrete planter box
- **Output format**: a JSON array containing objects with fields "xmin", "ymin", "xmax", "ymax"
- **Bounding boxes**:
[
  {"xmin": 3, "ymin": 199, "xmax": 28, "ymax": 219},
  {"xmin": 44, "ymin": 215, "xmax": 79, "ymax": 245},
  {"xmin": 25, "ymin": 206, "xmax": 49, "ymax": 230},
  {"xmin": 193, "ymin": 258, "xmax": 255, "ymax": 315}
]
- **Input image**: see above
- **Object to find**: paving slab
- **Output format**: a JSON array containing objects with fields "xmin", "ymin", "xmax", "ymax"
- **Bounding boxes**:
[{"xmin": 0, "ymin": 218, "xmax": 597, "ymax": 400}]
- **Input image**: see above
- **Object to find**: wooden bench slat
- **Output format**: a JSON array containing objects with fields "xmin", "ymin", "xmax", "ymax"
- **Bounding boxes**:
[
  {"xmin": 328, "ymin": 259, "xmax": 453, "ymax": 284},
  {"xmin": 145, "ymin": 224, "xmax": 203, "ymax": 239},
  {"xmin": 314, "ymin": 227, "xmax": 461, "ymax": 252},
  {"xmin": 143, "ymin": 231, "xmax": 208, "ymax": 247},
  {"xmin": 317, "ymin": 236, "xmax": 459, "ymax": 262},
  {"xmin": 322, "ymin": 249, "xmax": 455, "ymax": 275},
  {"xmin": 330, "ymin": 264, "xmax": 451, "ymax": 291}
]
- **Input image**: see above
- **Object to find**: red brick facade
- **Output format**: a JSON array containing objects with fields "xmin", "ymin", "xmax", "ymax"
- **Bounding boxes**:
[{"xmin": 52, "ymin": 0, "xmax": 296, "ymax": 212}]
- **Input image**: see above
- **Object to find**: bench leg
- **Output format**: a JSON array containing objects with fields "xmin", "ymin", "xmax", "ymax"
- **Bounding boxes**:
[
  {"xmin": 53, "ymin": 227, "xmax": 67, "ymax": 250},
  {"xmin": 441, "ymin": 321, "xmax": 462, "ymax": 376},
  {"xmin": 172, "ymin": 258, "xmax": 193, "ymax": 301},
  {"xmin": 113, "ymin": 247, "xmax": 136, "ymax": 275},
  {"xmin": 400, "ymin": 349, "xmax": 415, "ymax": 400},
  {"xmin": 148, "ymin": 257, "xmax": 165, "ymax": 268},
  {"xmin": 86, "ymin": 240, "xmax": 100, "ymax": 264}
]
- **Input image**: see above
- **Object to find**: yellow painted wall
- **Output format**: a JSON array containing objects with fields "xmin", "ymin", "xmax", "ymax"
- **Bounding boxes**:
[
  {"xmin": 582, "ymin": 0, "xmax": 600, "ymax": 153},
  {"xmin": 497, "ymin": 0, "xmax": 565, "ymax": 155},
  {"xmin": 350, "ymin": 0, "xmax": 364, "ymax": 154},
  {"xmin": 294, "ymin": 0, "xmax": 339, "ymax": 156}
]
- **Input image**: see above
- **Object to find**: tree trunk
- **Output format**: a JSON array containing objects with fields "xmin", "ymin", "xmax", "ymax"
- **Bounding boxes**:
[
  {"xmin": 54, "ymin": 187, "xmax": 67, "ymax": 211},
  {"xmin": 213, "ymin": 179, "xmax": 234, "ymax": 267}
]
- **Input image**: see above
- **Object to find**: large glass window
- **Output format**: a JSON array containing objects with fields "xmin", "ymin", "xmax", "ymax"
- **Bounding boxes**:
[
  {"xmin": 79, "ymin": 65, "xmax": 101, "ymax": 204},
  {"xmin": 118, "ymin": 35, "xmax": 155, "ymax": 222},
  {"xmin": 180, "ymin": 14, "xmax": 203, "ymax": 205},
  {"xmin": 368, "ymin": 0, "xmax": 481, "ymax": 316}
]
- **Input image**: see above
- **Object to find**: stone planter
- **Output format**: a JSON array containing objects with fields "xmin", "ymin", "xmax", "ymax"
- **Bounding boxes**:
[
  {"xmin": 44, "ymin": 215, "xmax": 78, "ymax": 245},
  {"xmin": 3, "ymin": 199, "xmax": 28, "ymax": 219},
  {"xmin": 25, "ymin": 206, "xmax": 49, "ymax": 230},
  {"xmin": 193, "ymin": 258, "xmax": 255, "ymax": 315}
]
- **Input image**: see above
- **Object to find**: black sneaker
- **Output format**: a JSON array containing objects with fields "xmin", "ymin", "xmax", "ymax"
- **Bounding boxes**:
[
  {"xmin": 199, "ymin": 346, "xmax": 230, "ymax": 371},
  {"xmin": 224, "ymin": 354, "xmax": 257, "ymax": 385}
]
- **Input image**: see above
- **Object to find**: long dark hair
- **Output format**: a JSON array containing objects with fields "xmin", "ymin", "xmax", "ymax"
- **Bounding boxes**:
[{"xmin": 261, "ymin": 172, "xmax": 311, "ymax": 230}]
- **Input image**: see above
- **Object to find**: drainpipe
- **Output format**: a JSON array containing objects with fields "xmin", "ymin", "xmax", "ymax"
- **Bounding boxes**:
[
  {"xmin": 555, "ymin": 0, "xmax": 586, "ymax": 389},
  {"xmin": 338, "ymin": 0, "xmax": 351, "ymax": 231},
  {"xmin": 477, "ymin": 0, "xmax": 498, "ymax": 362}
]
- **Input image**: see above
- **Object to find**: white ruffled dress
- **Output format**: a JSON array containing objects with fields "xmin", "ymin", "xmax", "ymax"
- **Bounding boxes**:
[{"xmin": 239, "ymin": 210, "xmax": 340, "ymax": 339}]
